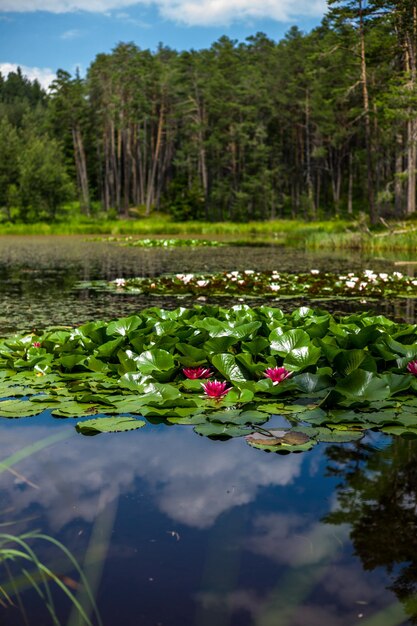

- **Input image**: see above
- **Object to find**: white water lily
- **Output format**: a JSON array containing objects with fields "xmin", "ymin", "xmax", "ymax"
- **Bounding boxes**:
[
  {"xmin": 114, "ymin": 278, "xmax": 126, "ymax": 287},
  {"xmin": 310, "ymin": 269, "xmax": 320, "ymax": 275},
  {"xmin": 364, "ymin": 270, "xmax": 377, "ymax": 282}
]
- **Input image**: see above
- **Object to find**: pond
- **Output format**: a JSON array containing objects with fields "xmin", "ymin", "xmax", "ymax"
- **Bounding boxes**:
[{"xmin": 0, "ymin": 235, "xmax": 416, "ymax": 626}]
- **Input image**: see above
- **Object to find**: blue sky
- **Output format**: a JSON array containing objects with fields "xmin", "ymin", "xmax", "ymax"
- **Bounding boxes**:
[{"xmin": 0, "ymin": 1, "xmax": 327, "ymax": 88}]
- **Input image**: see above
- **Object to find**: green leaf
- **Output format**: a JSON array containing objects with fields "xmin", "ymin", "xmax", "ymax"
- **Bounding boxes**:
[
  {"xmin": 58, "ymin": 354, "xmax": 86, "ymax": 370},
  {"xmin": 194, "ymin": 422, "xmax": 250, "ymax": 438},
  {"xmin": 106, "ymin": 316, "xmax": 142, "ymax": 337},
  {"xmin": 135, "ymin": 349, "xmax": 175, "ymax": 374},
  {"xmin": 76, "ymin": 417, "xmax": 146, "ymax": 435},
  {"xmin": 0, "ymin": 399, "xmax": 46, "ymax": 418},
  {"xmin": 333, "ymin": 349, "xmax": 367, "ymax": 376},
  {"xmin": 293, "ymin": 372, "xmax": 332, "ymax": 393},
  {"xmin": 314, "ymin": 427, "xmax": 364, "ymax": 443},
  {"xmin": 270, "ymin": 329, "xmax": 310, "ymax": 355},
  {"xmin": 284, "ymin": 345, "xmax": 321, "ymax": 370},
  {"xmin": 335, "ymin": 370, "xmax": 390, "ymax": 403},
  {"xmin": 96, "ymin": 338, "xmax": 125, "ymax": 358},
  {"xmin": 211, "ymin": 354, "xmax": 248, "ymax": 382}
]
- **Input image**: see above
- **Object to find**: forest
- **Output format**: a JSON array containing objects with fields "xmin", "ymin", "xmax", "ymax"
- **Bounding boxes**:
[{"xmin": 0, "ymin": 0, "xmax": 417, "ymax": 224}]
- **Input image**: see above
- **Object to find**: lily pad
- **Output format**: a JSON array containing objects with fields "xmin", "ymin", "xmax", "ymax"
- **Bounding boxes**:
[{"xmin": 76, "ymin": 417, "xmax": 146, "ymax": 435}]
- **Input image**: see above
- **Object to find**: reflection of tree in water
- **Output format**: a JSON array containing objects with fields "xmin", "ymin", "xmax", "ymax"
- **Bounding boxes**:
[{"xmin": 324, "ymin": 438, "xmax": 417, "ymax": 622}]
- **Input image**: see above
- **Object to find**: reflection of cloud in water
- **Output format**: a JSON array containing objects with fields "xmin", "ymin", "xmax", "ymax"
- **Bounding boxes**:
[
  {"xmin": 0, "ymin": 424, "xmax": 304, "ymax": 530},
  {"xmin": 197, "ymin": 516, "xmax": 395, "ymax": 625},
  {"xmin": 196, "ymin": 564, "xmax": 394, "ymax": 626},
  {"xmin": 247, "ymin": 513, "xmax": 349, "ymax": 566},
  {"xmin": 238, "ymin": 512, "xmax": 396, "ymax": 625}
]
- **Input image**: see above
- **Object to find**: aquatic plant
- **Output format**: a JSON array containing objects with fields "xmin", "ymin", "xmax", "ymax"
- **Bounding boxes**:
[
  {"xmin": 0, "ymin": 305, "xmax": 416, "ymax": 452},
  {"xmin": 263, "ymin": 367, "xmax": 291, "ymax": 384},
  {"xmin": 407, "ymin": 360, "xmax": 417, "ymax": 375},
  {"xmin": 80, "ymin": 269, "xmax": 417, "ymax": 300},
  {"xmin": 201, "ymin": 380, "xmax": 231, "ymax": 399},
  {"xmin": 0, "ymin": 531, "xmax": 101, "ymax": 626},
  {"xmin": 91, "ymin": 236, "xmax": 225, "ymax": 248},
  {"xmin": 183, "ymin": 367, "xmax": 212, "ymax": 379}
]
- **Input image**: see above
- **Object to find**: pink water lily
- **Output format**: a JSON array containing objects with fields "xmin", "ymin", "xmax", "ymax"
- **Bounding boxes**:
[
  {"xmin": 264, "ymin": 367, "xmax": 291, "ymax": 384},
  {"xmin": 201, "ymin": 380, "xmax": 231, "ymax": 399},
  {"xmin": 407, "ymin": 360, "xmax": 417, "ymax": 376},
  {"xmin": 32, "ymin": 341, "xmax": 41, "ymax": 348},
  {"xmin": 183, "ymin": 366, "xmax": 212, "ymax": 379}
]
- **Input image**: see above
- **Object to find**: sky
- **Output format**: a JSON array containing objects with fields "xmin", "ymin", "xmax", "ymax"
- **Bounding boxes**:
[{"xmin": 0, "ymin": 0, "xmax": 327, "ymax": 88}]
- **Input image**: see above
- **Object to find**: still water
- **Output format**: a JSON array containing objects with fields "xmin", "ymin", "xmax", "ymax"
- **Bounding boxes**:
[{"xmin": 0, "ymin": 236, "xmax": 416, "ymax": 626}]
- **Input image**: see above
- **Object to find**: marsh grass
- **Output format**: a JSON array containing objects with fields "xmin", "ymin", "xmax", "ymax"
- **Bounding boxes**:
[
  {"xmin": 2, "ymin": 213, "xmax": 417, "ymax": 252},
  {"xmin": 306, "ymin": 228, "xmax": 417, "ymax": 252},
  {"xmin": 0, "ymin": 434, "xmax": 102, "ymax": 626},
  {"xmin": 0, "ymin": 217, "xmax": 349, "ymax": 240},
  {"xmin": 0, "ymin": 532, "xmax": 102, "ymax": 626}
]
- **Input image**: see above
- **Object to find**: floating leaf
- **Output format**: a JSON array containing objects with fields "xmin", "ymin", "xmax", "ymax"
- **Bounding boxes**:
[{"xmin": 76, "ymin": 417, "xmax": 146, "ymax": 435}]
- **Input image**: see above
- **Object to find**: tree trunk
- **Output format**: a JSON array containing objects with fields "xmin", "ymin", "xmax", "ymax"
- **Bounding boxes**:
[
  {"xmin": 405, "ymin": 23, "xmax": 417, "ymax": 215},
  {"xmin": 146, "ymin": 105, "xmax": 164, "ymax": 216},
  {"xmin": 72, "ymin": 126, "xmax": 90, "ymax": 216},
  {"xmin": 348, "ymin": 151, "xmax": 353, "ymax": 215},
  {"xmin": 407, "ymin": 119, "xmax": 416, "ymax": 215},
  {"xmin": 305, "ymin": 89, "xmax": 315, "ymax": 216},
  {"xmin": 395, "ymin": 132, "xmax": 404, "ymax": 216},
  {"xmin": 359, "ymin": 0, "xmax": 377, "ymax": 224}
]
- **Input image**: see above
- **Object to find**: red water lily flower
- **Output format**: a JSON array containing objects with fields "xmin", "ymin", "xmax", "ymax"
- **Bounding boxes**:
[
  {"xmin": 183, "ymin": 367, "xmax": 212, "ymax": 379},
  {"xmin": 263, "ymin": 367, "xmax": 291, "ymax": 384},
  {"xmin": 201, "ymin": 380, "xmax": 231, "ymax": 399},
  {"xmin": 32, "ymin": 342, "xmax": 41, "ymax": 348},
  {"xmin": 407, "ymin": 360, "xmax": 417, "ymax": 375}
]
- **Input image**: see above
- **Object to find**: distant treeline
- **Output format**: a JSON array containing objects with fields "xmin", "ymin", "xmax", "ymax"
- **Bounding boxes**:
[{"xmin": 1, "ymin": 0, "xmax": 417, "ymax": 223}]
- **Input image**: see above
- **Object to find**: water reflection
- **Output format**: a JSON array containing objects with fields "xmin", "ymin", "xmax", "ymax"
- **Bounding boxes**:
[
  {"xmin": 324, "ymin": 438, "xmax": 417, "ymax": 624},
  {"xmin": 0, "ymin": 421, "xmax": 304, "ymax": 530},
  {"xmin": 0, "ymin": 418, "xmax": 411, "ymax": 625},
  {"xmin": 0, "ymin": 236, "xmax": 416, "ymax": 624}
]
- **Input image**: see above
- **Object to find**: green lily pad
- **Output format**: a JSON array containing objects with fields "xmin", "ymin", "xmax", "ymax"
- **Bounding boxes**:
[{"xmin": 76, "ymin": 416, "xmax": 146, "ymax": 435}]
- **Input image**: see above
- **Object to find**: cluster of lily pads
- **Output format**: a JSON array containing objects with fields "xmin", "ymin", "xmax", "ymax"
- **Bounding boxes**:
[
  {"xmin": 81, "ymin": 269, "xmax": 417, "ymax": 300},
  {"xmin": 91, "ymin": 236, "xmax": 224, "ymax": 248},
  {"xmin": 1, "ymin": 305, "xmax": 417, "ymax": 453}
]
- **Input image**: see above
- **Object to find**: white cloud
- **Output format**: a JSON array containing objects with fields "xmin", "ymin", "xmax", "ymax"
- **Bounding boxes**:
[
  {"xmin": 0, "ymin": 0, "xmax": 326, "ymax": 26},
  {"xmin": 0, "ymin": 62, "xmax": 56, "ymax": 88},
  {"xmin": 195, "ymin": 561, "xmax": 396, "ymax": 626},
  {"xmin": 0, "ymin": 423, "xmax": 303, "ymax": 531},
  {"xmin": 60, "ymin": 28, "xmax": 83, "ymax": 39},
  {"xmin": 247, "ymin": 513, "xmax": 349, "ymax": 567},
  {"xmin": 0, "ymin": 0, "xmax": 141, "ymax": 12},
  {"xmin": 158, "ymin": 0, "xmax": 327, "ymax": 26}
]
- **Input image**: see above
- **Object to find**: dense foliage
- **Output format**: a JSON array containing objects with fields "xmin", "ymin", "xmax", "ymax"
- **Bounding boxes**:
[
  {"xmin": 1, "ymin": 0, "xmax": 417, "ymax": 223},
  {"xmin": 1, "ymin": 305, "xmax": 417, "ymax": 452}
]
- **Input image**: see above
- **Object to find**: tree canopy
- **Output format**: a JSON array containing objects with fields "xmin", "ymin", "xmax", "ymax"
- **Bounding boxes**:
[{"xmin": 0, "ymin": 2, "xmax": 416, "ymax": 223}]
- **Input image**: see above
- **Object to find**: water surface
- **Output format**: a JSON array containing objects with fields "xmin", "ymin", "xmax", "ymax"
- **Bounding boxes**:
[{"xmin": 0, "ymin": 236, "xmax": 415, "ymax": 626}]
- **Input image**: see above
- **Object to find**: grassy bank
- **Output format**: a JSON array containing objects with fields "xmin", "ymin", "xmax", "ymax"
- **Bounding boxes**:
[
  {"xmin": 0, "ymin": 217, "xmax": 349, "ymax": 241},
  {"xmin": 1, "ymin": 216, "xmax": 417, "ymax": 252},
  {"xmin": 306, "ymin": 223, "xmax": 417, "ymax": 252}
]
